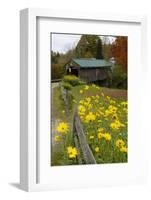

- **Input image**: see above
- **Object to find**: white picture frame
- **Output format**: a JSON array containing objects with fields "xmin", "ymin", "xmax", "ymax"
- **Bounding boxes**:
[{"xmin": 20, "ymin": 8, "xmax": 147, "ymax": 192}]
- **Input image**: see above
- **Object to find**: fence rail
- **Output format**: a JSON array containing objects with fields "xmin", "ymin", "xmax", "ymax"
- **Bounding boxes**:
[
  {"xmin": 51, "ymin": 79, "xmax": 62, "ymax": 83},
  {"xmin": 73, "ymin": 108, "xmax": 96, "ymax": 164}
]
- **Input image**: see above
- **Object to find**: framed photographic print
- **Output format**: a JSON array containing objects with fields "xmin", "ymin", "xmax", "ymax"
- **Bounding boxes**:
[{"xmin": 20, "ymin": 8, "xmax": 147, "ymax": 191}]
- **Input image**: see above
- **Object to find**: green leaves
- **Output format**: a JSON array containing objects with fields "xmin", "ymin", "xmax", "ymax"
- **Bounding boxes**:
[{"xmin": 75, "ymin": 35, "xmax": 102, "ymax": 58}]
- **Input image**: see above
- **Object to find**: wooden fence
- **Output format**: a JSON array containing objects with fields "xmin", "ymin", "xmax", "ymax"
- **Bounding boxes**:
[
  {"xmin": 73, "ymin": 108, "xmax": 96, "ymax": 164},
  {"xmin": 60, "ymin": 86, "xmax": 69, "ymax": 113}
]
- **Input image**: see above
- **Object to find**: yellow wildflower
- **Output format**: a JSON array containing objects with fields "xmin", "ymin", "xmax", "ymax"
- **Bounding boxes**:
[
  {"xmin": 98, "ymin": 127, "xmax": 104, "ymax": 132},
  {"xmin": 110, "ymin": 100, "xmax": 115, "ymax": 104},
  {"xmin": 86, "ymin": 97, "xmax": 91, "ymax": 103},
  {"xmin": 112, "ymin": 114, "xmax": 118, "ymax": 120},
  {"xmin": 80, "ymin": 90, "xmax": 83, "ymax": 94},
  {"xmin": 121, "ymin": 101, "xmax": 128, "ymax": 106},
  {"xmin": 98, "ymin": 132, "xmax": 104, "ymax": 139},
  {"xmin": 89, "ymin": 135, "xmax": 94, "ymax": 139},
  {"xmin": 95, "ymin": 99, "xmax": 99, "ymax": 103},
  {"xmin": 103, "ymin": 133, "xmax": 112, "ymax": 141},
  {"xmin": 120, "ymin": 146, "xmax": 128, "ymax": 153},
  {"xmin": 85, "ymin": 112, "xmax": 96, "ymax": 123},
  {"xmin": 87, "ymin": 104, "xmax": 92, "ymax": 110},
  {"xmin": 78, "ymin": 105, "xmax": 86, "ymax": 115},
  {"xmin": 54, "ymin": 135, "xmax": 60, "ymax": 142},
  {"xmin": 95, "ymin": 147, "xmax": 100, "ymax": 153},
  {"xmin": 110, "ymin": 120, "xmax": 125, "ymax": 130},
  {"xmin": 108, "ymin": 105, "xmax": 117, "ymax": 113},
  {"xmin": 79, "ymin": 100, "xmax": 84, "ymax": 105},
  {"xmin": 98, "ymin": 132, "xmax": 111, "ymax": 141},
  {"xmin": 106, "ymin": 96, "xmax": 111, "ymax": 100},
  {"xmin": 96, "ymin": 95, "xmax": 100, "ymax": 99},
  {"xmin": 92, "ymin": 84, "xmax": 96, "ymax": 87},
  {"xmin": 56, "ymin": 122, "xmax": 69, "ymax": 134},
  {"xmin": 85, "ymin": 85, "xmax": 89, "ymax": 90},
  {"xmin": 123, "ymin": 108, "xmax": 128, "ymax": 112},
  {"xmin": 67, "ymin": 146, "xmax": 77, "ymax": 158},
  {"xmin": 116, "ymin": 139, "xmax": 125, "ymax": 148}
]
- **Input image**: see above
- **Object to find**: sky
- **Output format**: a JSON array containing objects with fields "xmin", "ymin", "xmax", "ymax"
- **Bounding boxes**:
[{"xmin": 51, "ymin": 33, "xmax": 116, "ymax": 54}]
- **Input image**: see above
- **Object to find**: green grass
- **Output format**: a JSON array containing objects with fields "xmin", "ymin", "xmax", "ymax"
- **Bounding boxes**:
[{"xmin": 51, "ymin": 85, "xmax": 77, "ymax": 166}]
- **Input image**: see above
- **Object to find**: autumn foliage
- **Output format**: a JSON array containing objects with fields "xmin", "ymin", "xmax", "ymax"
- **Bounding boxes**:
[{"xmin": 111, "ymin": 37, "xmax": 128, "ymax": 73}]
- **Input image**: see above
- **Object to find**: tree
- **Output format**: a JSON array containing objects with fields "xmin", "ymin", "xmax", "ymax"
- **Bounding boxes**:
[
  {"xmin": 96, "ymin": 38, "xmax": 103, "ymax": 59},
  {"xmin": 111, "ymin": 37, "xmax": 127, "ymax": 72},
  {"xmin": 75, "ymin": 35, "xmax": 101, "ymax": 58},
  {"xmin": 102, "ymin": 36, "xmax": 112, "ymax": 60}
]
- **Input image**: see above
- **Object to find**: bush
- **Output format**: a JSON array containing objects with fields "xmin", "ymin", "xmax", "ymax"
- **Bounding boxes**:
[
  {"xmin": 61, "ymin": 81, "xmax": 72, "ymax": 90},
  {"xmin": 63, "ymin": 75, "xmax": 82, "ymax": 86},
  {"xmin": 52, "ymin": 64, "xmax": 65, "ymax": 80},
  {"xmin": 111, "ymin": 65, "xmax": 127, "ymax": 89}
]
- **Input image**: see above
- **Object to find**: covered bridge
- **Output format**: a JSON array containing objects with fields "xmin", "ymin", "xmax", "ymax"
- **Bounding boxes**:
[{"xmin": 65, "ymin": 58, "xmax": 112, "ymax": 86}]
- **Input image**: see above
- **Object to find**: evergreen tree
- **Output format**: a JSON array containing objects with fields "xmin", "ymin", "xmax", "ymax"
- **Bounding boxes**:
[
  {"xmin": 96, "ymin": 38, "xmax": 103, "ymax": 59},
  {"xmin": 75, "ymin": 35, "xmax": 100, "ymax": 58}
]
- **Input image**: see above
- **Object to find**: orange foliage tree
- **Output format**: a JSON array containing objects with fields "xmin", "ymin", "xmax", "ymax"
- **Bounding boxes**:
[{"xmin": 111, "ymin": 37, "xmax": 128, "ymax": 73}]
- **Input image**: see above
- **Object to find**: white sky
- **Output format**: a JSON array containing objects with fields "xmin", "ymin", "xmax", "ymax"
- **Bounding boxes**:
[{"xmin": 51, "ymin": 33, "xmax": 116, "ymax": 53}]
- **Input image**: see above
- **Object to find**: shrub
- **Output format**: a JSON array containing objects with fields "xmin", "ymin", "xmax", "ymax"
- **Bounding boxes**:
[
  {"xmin": 111, "ymin": 65, "xmax": 127, "ymax": 89},
  {"xmin": 61, "ymin": 81, "xmax": 72, "ymax": 90},
  {"xmin": 63, "ymin": 75, "xmax": 81, "ymax": 86},
  {"xmin": 52, "ymin": 64, "xmax": 65, "ymax": 80}
]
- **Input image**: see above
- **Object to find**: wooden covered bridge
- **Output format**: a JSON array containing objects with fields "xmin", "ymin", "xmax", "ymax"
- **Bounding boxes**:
[{"xmin": 65, "ymin": 58, "xmax": 112, "ymax": 86}]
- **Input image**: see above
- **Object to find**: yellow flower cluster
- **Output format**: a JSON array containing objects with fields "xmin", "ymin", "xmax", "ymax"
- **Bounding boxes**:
[
  {"xmin": 116, "ymin": 139, "xmax": 125, "ymax": 148},
  {"xmin": 79, "ymin": 97, "xmax": 92, "ymax": 110},
  {"xmin": 110, "ymin": 120, "xmax": 125, "ymax": 130},
  {"xmin": 67, "ymin": 146, "xmax": 78, "ymax": 158},
  {"xmin": 105, "ymin": 105, "xmax": 117, "ymax": 117},
  {"xmin": 116, "ymin": 139, "xmax": 128, "ymax": 153},
  {"xmin": 72, "ymin": 85, "xmax": 127, "ymax": 163},
  {"xmin": 98, "ymin": 131, "xmax": 111, "ymax": 141},
  {"xmin": 85, "ymin": 112, "xmax": 96, "ymax": 123},
  {"xmin": 120, "ymin": 146, "xmax": 128, "ymax": 153},
  {"xmin": 121, "ymin": 101, "xmax": 128, "ymax": 106},
  {"xmin": 78, "ymin": 105, "xmax": 86, "ymax": 116}
]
